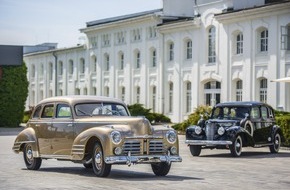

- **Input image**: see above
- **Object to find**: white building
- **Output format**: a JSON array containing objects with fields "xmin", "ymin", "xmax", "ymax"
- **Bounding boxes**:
[{"xmin": 24, "ymin": 0, "xmax": 290, "ymax": 123}]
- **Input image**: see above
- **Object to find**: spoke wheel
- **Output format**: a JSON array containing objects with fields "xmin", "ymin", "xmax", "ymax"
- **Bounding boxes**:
[
  {"xmin": 189, "ymin": 145, "xmax": 201, "ymax": 156},
  {"xmin": 92, "ymin": 142, "xmax": 111, "ymax": 177},
  {"xmin": 23, "ymin": 144, "xmax": 42, "ymax": 170},
  {"xmin": 269, "ymin": 133, "xmax": 281, "ymax": 153},
  {"xmin": 151, "ymin": 162, "xmax": 171, "ymax": 176},
  {"xmin": 230, "ymin": 135, "xmax": 243, "ymax": 157}
]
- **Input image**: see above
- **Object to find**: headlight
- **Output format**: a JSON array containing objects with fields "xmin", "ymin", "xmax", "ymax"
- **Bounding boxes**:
[
  {"xmin": 166, "ymin": 130, "xmax": 177, "ymax": 144},
  {"xmin": 111, "ymin": 131, "xmax": 121, "ymax": 144},
  {"xmin": 170, "ymin": 146, "xmax": 178, "ymax": 155},
  {"xmin": 217, "ymin": 127, "xmax": 225, "ymax": 136},
  {"xmin": 194, "ymin": 126, "xmax": 202, "ymax": 135}
]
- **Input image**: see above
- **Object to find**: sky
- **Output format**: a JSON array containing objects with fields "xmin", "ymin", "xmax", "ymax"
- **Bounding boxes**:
[{"xmin": 0, "ymin": 0, "xmax": 162, "ymax": 48}]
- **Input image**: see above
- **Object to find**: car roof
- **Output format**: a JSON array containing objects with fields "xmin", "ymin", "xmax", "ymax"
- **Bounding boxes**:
[
  {"xmin": 38, "ymin": 95, "xmax": 125, "ymax": 106},
  {"xmin": 215, "ymin": 101, "xmax": 272, "ymax": 108}
]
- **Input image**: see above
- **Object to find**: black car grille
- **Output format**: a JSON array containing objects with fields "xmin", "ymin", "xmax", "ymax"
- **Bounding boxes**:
[
  {"xmin": 206, "ymin": 123, "xmax": 217, "ymax": 140},
  {"xmin": 122, "ymin": 140, "xmax": 165, "ymax": 155}
]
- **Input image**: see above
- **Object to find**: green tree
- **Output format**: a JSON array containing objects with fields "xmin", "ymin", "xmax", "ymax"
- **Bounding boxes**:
[{"xmin": 0, "ymin": 62, "xmax": 29, "ymax": 127}]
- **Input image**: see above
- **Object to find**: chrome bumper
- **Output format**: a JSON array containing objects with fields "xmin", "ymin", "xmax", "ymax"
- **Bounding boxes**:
[
  {"xmin": 105, "ymin": 152, "xmax": 182, "ymax": 165},
  {"xmin": 185, "ymin": 140, "xmax": 232, "ymax": 146}
]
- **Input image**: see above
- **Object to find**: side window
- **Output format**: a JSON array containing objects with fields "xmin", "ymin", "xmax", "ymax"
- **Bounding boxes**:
[
  {"xmin": 261, "ymin": 106, "xmax": 268, "ymax": 119},
  {"xmin": 41, "ymin": 104, "xmax": 54, "ymax": 118},
  {"xmin": 56, "ymin": 104, "xmax": 72, "ymax": 118},
  {"xmin": 268, "ymin": 107, "xmax": 274, "ymax": 118},
  {"xmin": 32, "ymin": 106, "xmax": 42, "ymax": 118},
  {"xmin": 250, "ymin": 107, "xmax": 260, "ymax": 119}
]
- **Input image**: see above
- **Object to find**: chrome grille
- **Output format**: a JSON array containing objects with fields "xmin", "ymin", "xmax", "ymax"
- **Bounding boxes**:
[
  {"xmin": 149, "ymin": 140, "xmax": 165, "ymax": 154},
  {"xmin": 206, "ymin": 123, "xmax": 217, "ymax": 140},
  {"xmin": 122, "ymin": 139, "xmax": 165, "ymax": 155},
  {"xmin": 122, "ymin": 140, "xmax": 141, "ymax": 155}
]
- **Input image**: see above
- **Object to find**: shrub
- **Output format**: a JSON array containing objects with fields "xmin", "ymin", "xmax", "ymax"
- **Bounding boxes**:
[
  {"xmin": 128, "ymin": 103, "xmax": 171, "ymax": 123},
  {"xmin": 0, "ymin": 62, "xmax": 29, "ymax": 128},
  {"xmin": 172, "ymin": 105, "xmax": 212, "ymax": 131},
  {"xmin": 276, "ymin": 115, "xmax": 290, "ymax": 147}
]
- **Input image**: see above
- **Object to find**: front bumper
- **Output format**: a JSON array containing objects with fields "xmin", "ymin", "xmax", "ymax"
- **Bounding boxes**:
[
  {"xmin": 185, "ymin": 140, "xmax": 232, "ymax": 146},
  {"xmin": 105, "ymin": 152, "xmax": 182, "ymax": 165}
]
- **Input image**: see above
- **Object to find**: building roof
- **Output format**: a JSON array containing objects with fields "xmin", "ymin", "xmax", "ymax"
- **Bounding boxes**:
[{"xmin": 86, "ymin": 9, "xmax": 163, "ymax": 27}]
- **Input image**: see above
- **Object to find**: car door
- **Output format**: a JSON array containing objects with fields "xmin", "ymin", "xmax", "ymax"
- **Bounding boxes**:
[
  {"xmin": 51, "ymin": 103, "xmax": 74, "ymax": 156},
  {"xmin": 37, "ymin": 103, "xmax": 54, "ymax": 155},
  {"xmin": 251, "ymin": 106, "xmax": 264, "ymax": 144}
]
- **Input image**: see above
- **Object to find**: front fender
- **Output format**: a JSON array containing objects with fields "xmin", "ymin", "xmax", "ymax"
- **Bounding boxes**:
[
  {"xmin": 227, "ymin": 126, "xmax": 254, "ymax": 146},
  {"xmin": 12, "ymin": 127, "xmax": 39, "ymax": 157},
  {"xmin": 71, "ymin": 126, "xmax": 114, "ymax": 160}
]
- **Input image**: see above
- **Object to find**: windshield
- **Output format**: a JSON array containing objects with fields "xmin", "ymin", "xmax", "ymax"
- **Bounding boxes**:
[
  {"xmin": 75, "ymin": 103, "xmax": 129, "ymax": 117},
  {"xmin": 211, "ymin": 106, "xmax": 250, "ymax": 120}
]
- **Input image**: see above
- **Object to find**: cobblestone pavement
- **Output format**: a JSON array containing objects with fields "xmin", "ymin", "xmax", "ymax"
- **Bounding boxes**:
[{"xmin": 1, "ymin": 128, "xmax": 290, "ymax": 190}]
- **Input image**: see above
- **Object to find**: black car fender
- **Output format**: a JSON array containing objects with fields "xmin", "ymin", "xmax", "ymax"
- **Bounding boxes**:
[
  {"xmin": 271, "ymin": 125, "xmax": 285, "ymax": 143},
  {"xmin": 226, "ymin": 126, "xmax": 255, "ymax": 146}
]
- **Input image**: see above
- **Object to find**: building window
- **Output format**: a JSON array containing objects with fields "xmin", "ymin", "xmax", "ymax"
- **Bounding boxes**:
[
  {"xmin": 80, "ymin": 58, "xmax": 85, "ymax": 74},
  {"xmin": 40, "ymin": 64, "xmax": 44, "ymax": 77},
  {"xmin": 132, "ymin": 29, "xmax": 141, "ymax": 42},
  {"xmin": 152, "ymin": 86, "xmax": 156, "ymax": 112},
  {"xmin": 91, "ymin": 56, "xmax": 97, "ymax": 72},
  {"xmin": 260, "ymin": 78, "xmax": 267, "ymax": 103},
  {"xmin": 236, "ymin": 33, "xmax": 243, "ymax": 55},
  {"xmin": 49, "ymin": 62, "xmax": 53, "ymax": 80},
  {"xmin": 281, "ymin": 25, "xmax": 290, "ymax": 50},
  {"xmin": 136, "ymin": 86, "xmax": 140, "ymax": 103},
  {"xmin": 31, "ymin": 64, "xmax": 35, "ymax": 78},
  {"xmin": 119, "ymin": 52, "xmax": 124, "ymax": 70},
  {"xmin": 152, "ymin": 49, "xmax": 157, "ymax": 67},
  {"xmin": 186, "ymin": 40, "xmax": 192, "ymax": 59},
  {"xmin": 148, "ymin": 26, "xmax": 157, "ymax": 39},
  {"xmin": 75, "ymin": 88, "xmax": 80, "ymax": 95},
  {"xmin": 186, "ymin": 82, "xmax": 192, "ymax": 113},
  {"xmin": 136, "ymin": 51, "xmax": 140, "ymax": 69},
  {"xmin": 69, "ymin": 60, "xmax": 74, "ymax": 74},
  {"xmin": 121, "ymin": 87, "xmax": 125, "ymax": 102},
  {"xmin": 104, "ymin": 87, "xmax": 109, "ymax": 97},
  {"xmin": 90, "ymin": 36, "xmax": 97, "ymax": 48},
  {"xmin": 169, "ymin": 42, "xmax": 174, "ymax": 61},
  {"xmin": 208, "ymin": 26, "xmax": 216, "ymax": 63},
  {"xmin": 260, "ymin": 29, "xmax": 268, "ymax": 52},
  {"xmin": 105, "ymin": 54, "xmax": 110, "ymax": 71},
  {"xmin": 169, "ymin": 82, "xmax": 173, "ymax": 113},
  {"xmin": 102, "ymin": 34, "xmax": 110, "ymax": 46},
  {"xmin": 92, "ymin": 87, "xmax": 97, "ymax": 95},
  {"xmin": 204, "ymin": 81, "xmax": 221, "ymax": 106},
  {"xmin": 236, "ymin": 80, "xmax": 243, "ymax": 101},
  {"xmin": 116, "ymin": 31, "xmax": 125, "ymax": 45},
  {"xmin": 58, "ymin": 61, "xmax": 63, "ymax": 76}
]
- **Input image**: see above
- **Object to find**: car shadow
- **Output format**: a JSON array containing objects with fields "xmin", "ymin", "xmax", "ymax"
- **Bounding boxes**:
[
  {"xmin": 24, "ymin": 167, "xmax": 203, "ymax": 181},
  {"xmin": 199, "ymin": 151, "xmax": 290, "ymax": 159}
]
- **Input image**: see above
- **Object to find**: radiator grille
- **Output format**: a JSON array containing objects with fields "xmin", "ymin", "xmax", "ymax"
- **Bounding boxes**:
[
  {"xmin": 122, "ymin": 139, "xmax": 165, "ymax": 155},
  {"xmin": 206, "ymin": 123, "xmax": 217, "ymax": 140}
]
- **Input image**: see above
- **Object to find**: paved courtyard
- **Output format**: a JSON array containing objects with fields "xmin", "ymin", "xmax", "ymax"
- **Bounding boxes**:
[{"xmin": 0, "ymin": 128, "xmax": 290, "ymax": 190}]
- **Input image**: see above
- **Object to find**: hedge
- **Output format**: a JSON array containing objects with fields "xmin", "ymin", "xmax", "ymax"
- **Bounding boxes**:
[
  {"xmin": 0, "ymin": 62, "xmax": 29, "ymax": 128},
  {"xmin": 276, "ymin": 115, "xmax": 290, "ymax": 147}
]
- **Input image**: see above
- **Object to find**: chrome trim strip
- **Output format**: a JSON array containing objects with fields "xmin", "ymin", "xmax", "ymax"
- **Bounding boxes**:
[
  {"xmin": 125, "ymin": 136, "xmax": 163, "ymax": 139},
  {"xmin": 104, "ymin": 154, "xmax": 182, "ymax": 165},
  {"xmin": 185, "ymin": 140, "xmax": 232, "ymax": 145}
]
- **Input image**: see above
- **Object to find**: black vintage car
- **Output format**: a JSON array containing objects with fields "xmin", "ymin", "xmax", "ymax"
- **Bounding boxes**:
[{"xmin": 185, "ymin": 102, "xmax": 284, "ymax": 157}]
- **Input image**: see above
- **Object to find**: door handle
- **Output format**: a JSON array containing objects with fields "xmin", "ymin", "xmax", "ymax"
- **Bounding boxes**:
[{"xmin": 67, "ymin": 124, "xmax": 73, "ymax": 127}]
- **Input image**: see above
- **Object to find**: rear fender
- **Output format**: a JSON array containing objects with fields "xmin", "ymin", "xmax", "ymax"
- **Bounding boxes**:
[{"xmin": 12, "ymin": 127, "xmax": 39, "ymax": 157}]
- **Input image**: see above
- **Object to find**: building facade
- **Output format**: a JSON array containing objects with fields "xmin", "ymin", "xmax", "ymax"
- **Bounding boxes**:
[{"xmin": 24, "ymin": 0, "xmax": 290, "ymax": 123}]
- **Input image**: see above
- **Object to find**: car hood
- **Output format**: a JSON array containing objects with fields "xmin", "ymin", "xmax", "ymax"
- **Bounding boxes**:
[
  {"xmin": 75, "ymin": 116, "xmax": 155, "ymax": 136},
  {"xmin": 206, "ymin": 119, "xmax": 241, "ymax": 127}
]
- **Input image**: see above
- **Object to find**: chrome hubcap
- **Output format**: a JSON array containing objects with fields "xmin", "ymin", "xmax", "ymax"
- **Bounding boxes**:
[
  {"xmin": 94, "ymin": 150, "xmax": 102, "ymax": 170},
  {"xmin": 27, "ymin": 149, "xmax": 33, "ymax": 160}
]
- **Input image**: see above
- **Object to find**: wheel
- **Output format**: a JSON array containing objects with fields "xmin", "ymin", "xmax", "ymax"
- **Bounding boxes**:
[
  {"xmin": 269, "ymin": 133, "xmax": 281, "ymax": 153},
  {"xmin": 230, "ymin": 135, "xmax": 243, "ymax": 157},
  {"xmin": 189, "ymin": 145, "xmax": 201, "ymax": 156},
  {"xmin": 23, "ymin": 144, "xmax": 42, "ymax": 170},
  {"xmin": 151, "ymin": 162, "xmax": 171, "ymax": 176},
  {"xmin": 83, "ymin": 162, "xmax": 92, "ymax": 169},
  {"xmin": 92, "ymin": 142, "xmax": 111, "ymax": 177}
]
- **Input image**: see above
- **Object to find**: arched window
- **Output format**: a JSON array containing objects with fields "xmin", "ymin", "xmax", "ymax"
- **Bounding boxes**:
[
  {"xmin": 236, "ymin": 80, "xmax": 243, "ymax": 101},
  {"xmin": 258, "ymin": 28, "xmax": 268, "ymax": 52},
  {"xmin": 186, "ymin": 40, "xmax": 192, "ymax": 59},
  {"xmin": 260, "ymin": 78, "xmax": 267, "ymax": 103},
  {"xmin": 91, "ymin": 56, "xmax": 97, "ymax": 72},
  {"xmin": 236, "ymin": 32, "xmax": 243, "ymax": 55},
  {"xmin": 208, "ymin": 26, "xmax": 216, "ymax": 63},
  {"xmin": 169, "ymin": 42, "xmax": 174, "ymax": 61},
  {"xmin": 186, "ymin": 82, "xmax": 192, "ymax": 113}
]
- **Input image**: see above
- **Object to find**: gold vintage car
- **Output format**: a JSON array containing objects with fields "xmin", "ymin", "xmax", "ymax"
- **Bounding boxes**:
[{"xmin": 13, "ymin": 96, "xmax": 181, "ymax": 177}]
